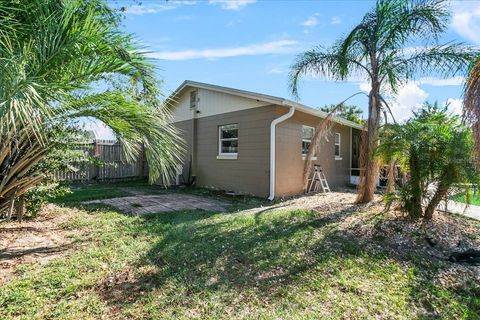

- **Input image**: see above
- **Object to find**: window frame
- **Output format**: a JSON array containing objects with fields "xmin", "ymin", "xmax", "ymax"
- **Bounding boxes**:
[
  {"xmin": 301, "ymin": 125, "xmax": 317, "ymax": 160},
  {"xmin": 218, "ymin": 123, "xmax": 239, "ymax": 159},
  {"xmin": 334, "ymin": 132, "xmax": 342, "ymax": 160},
  {"xmin": 189, "ymin": 90, "xmax": 198, "ymax": 109}
]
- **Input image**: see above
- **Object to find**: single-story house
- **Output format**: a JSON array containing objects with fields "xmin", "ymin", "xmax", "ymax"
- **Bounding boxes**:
[{"xmin": 167, "ymin": 80, "xmax": 363, "ymax": 200}]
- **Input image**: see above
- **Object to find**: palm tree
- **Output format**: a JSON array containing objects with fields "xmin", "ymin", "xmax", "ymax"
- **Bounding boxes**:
[
  {"xmin": 0, "ymin": 0, "xmax": 183, "ymax": 215},
  {"xmin": 290, "ymin": 0, "xmax": 477, "ymax": 203},
  {"xmin": 464, "ymin": 59, "xmax": 480, "ymax": 163},
  {"xmin": 377, "ymin": 102, "xmax": 478, "ymax": 219}
]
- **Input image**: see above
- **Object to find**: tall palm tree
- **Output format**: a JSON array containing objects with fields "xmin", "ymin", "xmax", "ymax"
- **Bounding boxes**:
[
  {"xmin": 290, "ymin": 0, "xmax": 477, "ymax": 203},
  {"xmin": 0, "ymin": 0, "xmax": 183, "ymax": 214},
  {"xmin": 464, "ymin": 59, "xmax": 480, "ymax": 163}
]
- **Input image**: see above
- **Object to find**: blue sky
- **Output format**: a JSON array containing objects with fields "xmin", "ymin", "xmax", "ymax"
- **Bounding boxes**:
[{"xmin": 89, "ymin": 0, "xmax": 480, "ymax": 137}]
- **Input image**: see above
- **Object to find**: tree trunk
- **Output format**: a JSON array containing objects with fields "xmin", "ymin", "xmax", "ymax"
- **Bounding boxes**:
[
  {"xmin": 386, "ymin": 160, "xmax": 396, "ymax": 194},
  {"xmin": 424, "ymin": 171, "xmax": 452, "ymax": 220},
  {"xmin": 356, "ymin": 82, "xmax": 381, "ymax": 203},
  {"xmin": 16, "ymin": 195, "xmax": 25, "ymax": 222},
  {"xmin": 408, "ymin": 147, "xmax": 423, "ymax": 219},
  {"xmin": 6, "ymin": 190, "xmax": 17, "ymax": 220}
]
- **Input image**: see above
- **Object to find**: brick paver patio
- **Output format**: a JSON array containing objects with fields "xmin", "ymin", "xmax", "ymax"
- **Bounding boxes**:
[{"xmin": 85, "ymin": 193, "xmax": 227, "ymax": 215}]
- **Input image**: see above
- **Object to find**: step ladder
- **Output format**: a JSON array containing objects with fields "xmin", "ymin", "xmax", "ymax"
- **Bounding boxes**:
[{"xmin": 307, "ymin": 165, "xmax": 331, "ymax": 193}]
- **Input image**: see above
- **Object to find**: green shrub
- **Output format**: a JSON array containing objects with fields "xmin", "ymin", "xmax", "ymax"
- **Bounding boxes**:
[
  {"xmin": 24, "ymin": 184, "xmax": 72, "ymax": 218},
  {"xmin": 378, "ymin": 102, "xmax": 479, "ymax": 219}
]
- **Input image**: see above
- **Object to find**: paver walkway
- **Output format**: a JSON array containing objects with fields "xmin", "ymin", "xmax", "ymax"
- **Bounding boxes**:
[{"xmin": 85, "ymin": 193, "xmax": 227, "ymax": 215}]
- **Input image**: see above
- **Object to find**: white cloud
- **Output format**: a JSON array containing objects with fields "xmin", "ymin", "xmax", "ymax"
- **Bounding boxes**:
[
  {"xmin": 445, "ymin": 98, "xmax": 463, "ymax": 116},
  {"xmin": 147, "ymin": 40, "xmax": 299, "ymax": 60},
  {"xmin": 358, "ymin": 81, "xmax": 371, "ymax": 93},
  {"xmin": 302, "ymin": 16, "xmax": 318, "ymax": 28},
  {"xmin": 124, "ymin": 1, "xmax": 196, "ymax": 15},
  {"xmin": 267, "ymin": 67, "xmax": 285, "ymax": 74},
  {"xmin": 209, "ymin": 0, "xmax": 256, "ymax": 10},
  {"xmin": 389, "ymin": 83, "xmax": 429, "ymax": 122},
  {"xmin": 124, "ymin": 4, "xmax": 176, "ymax": 15},
  {"xmin": 358, "ymin": 81, "xmax": 428, "ymax": 122},
  {"xmin": 451, "ymin": 2, "xmax": 480, "ymax": 44},
  {"xmin": 417, "ymin": 76, "xmax": 465, "ymax": 86},
  {"xmin": 331, "ymin": 16, "xmax": 342, "ymax": 25}
]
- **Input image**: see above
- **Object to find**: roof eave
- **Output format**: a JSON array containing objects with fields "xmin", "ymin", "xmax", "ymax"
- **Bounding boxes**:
[{"xmin": 167, "ymin": 80, "xmax": 364, "ymax": 130}]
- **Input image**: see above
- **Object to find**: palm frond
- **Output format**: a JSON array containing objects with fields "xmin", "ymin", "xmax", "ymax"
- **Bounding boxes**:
[
  {"xmin": 385, "ymin": 44, "xmax": 477, "ymax": 91},
  {"xmin": 289, "ymin": 48, "xmax": 369, "ymax": 99},
  {"xmin": 66, "ymin": 92, "xmax": 185, "ymax": 184},
  {"xmin": 378, "ymin": 0, "xmax": 449, "ymax": 52}
]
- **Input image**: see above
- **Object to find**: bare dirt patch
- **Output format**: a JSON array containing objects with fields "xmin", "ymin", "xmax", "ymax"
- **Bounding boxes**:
[{"xmin": 0, "ymin": 205, "xmax": 80, "ymax": 284}]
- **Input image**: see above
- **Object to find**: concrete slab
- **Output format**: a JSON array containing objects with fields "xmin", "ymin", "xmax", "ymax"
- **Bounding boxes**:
[{"xmin": 85, "ymin": 194, "xmax": 228, "ymax": 215}]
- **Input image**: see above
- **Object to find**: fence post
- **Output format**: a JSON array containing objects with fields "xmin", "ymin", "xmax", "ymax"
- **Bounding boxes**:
[
  {"xmin": 137, "ymin": 144, "xmax": 145, "ymax": 179},
  {"xmin": 90, "ymin": 140, "xmax": 99, "ymax": 181}
]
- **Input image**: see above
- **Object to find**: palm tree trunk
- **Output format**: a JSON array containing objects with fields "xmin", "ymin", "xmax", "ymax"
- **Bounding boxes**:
[
  {"xmin": 356, "ymin": 82, "xmax": 381, "ymax": 203},
  {"xmin": 408, "ymin": 148, "xmax": 423, "ymax": 219},
  {"xmin": 16, "ymin": 195, "xmax": 24, "ymax": 221},
  {"xmin": 424, "ymin": 170, "xmax": 453, "ymax": 219},
  {"xmin": 386, "ymin": 160, "xmax": 396, "ymax": 194}
]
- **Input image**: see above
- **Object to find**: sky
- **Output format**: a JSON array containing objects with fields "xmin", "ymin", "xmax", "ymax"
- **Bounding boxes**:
[{"xmin": 87, "ymin": 0, "xmax": 480, "ymax": 138}]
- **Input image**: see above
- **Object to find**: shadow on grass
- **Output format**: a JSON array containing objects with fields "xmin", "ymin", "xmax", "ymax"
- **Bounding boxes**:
[
  {"xmin": 89, "ymin": 202, "xmax": 479, "ymax": 318},
  {"xmin": 0, "ymin": 241, "xmax": 79, "ymax": 260},
  {"xmin": 46, "ymin": 182, "xmax": 480, "ymax": 318},
  {"xmin": 94, "ymin": 205, "xmax": 360, "ymax": 297}
]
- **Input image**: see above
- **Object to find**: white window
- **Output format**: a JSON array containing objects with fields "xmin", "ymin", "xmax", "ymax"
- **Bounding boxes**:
[
  {"xmin": 302, "ymin": 126, "xmax": 314, "ymax": 155},
  {"xmin": 190, "ymin": 90, "xmax": 197, "ymax": 109},
  {"xmin": 335, "ymin": 133, "xmax": 341, "ymax": 159},
  {"xmin": 218, "ymin": 124, "xmax": 238, "ymax": 158}
]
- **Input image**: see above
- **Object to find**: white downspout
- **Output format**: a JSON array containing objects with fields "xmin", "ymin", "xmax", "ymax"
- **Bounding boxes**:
[{"xmin": 268, "ymin": 103, "xmax": 295, "ymax": 201}]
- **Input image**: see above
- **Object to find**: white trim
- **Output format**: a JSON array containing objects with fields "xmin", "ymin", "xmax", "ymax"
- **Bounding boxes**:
[
  {"xmin": 301, "ymin": 125, "xmax": 315, "ymax": 157},
  {"xmin": 167, "ymin": 80, "xmax": 364, "ymax": 130},
  {"xmin": 218, "ymin": 124, "xmax": 238, "ymax": 156},
  {"xmin": 349, "ymin": 127, "xmax": 352, "ymax": 171},
  {"xmin": 217, "ymin": 155, "xmax": 238, "ymax": 160},
  {"xmin": 334, "ymin": 132, "xmax": 341, "ymax": 158},
  {"xmin": 269, "ymin": 104, "xmax": 295, "ymax": 201},
  {"xmin": 302, "ymin": 156, "xmax": 318, "ymax": 161}
]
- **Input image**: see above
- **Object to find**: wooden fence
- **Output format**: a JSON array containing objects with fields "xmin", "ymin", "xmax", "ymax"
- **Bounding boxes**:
[{"xmin": 53, "ymin": 139, "xmax": 147, "ymax": 182}]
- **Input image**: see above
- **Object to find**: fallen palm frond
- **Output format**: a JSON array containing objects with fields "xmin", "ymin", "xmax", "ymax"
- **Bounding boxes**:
[{"xmin": 302, "ymin": 92, "xmax": 366, "ymax": 191}]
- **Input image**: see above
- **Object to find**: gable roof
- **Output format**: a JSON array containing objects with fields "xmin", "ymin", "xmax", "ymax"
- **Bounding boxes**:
[{"xmin": 168, "ymin": 80, "xmax": 364, "ymax": 130}]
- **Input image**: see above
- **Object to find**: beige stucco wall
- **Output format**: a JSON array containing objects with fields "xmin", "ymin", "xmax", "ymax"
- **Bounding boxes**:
[
  {"xmin": 174, "ymin": 105, "xmax": 276, "ymax": 197},
  {"xmin": 275, "ymin": 106, "xmax": 351, "ymax": 197},
  {"xmin": 170, "ymin": 86, "xmax": 354, "ymax": 198}
]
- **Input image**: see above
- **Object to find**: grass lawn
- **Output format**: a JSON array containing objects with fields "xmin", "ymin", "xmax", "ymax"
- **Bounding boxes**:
[
  {"xmin": 1, "ymin": 183, "xmax": 479, "ymax": 319},
  {"xmin": 451, "ymin": 192, "xmax": 480, "ymax": 206}
]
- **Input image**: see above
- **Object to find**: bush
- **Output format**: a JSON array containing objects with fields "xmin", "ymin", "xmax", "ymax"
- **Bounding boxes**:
[
  {"xmin": 24, "ymin": 184, "xmax": 72, "ymax": 218},
  {"xmin": 378, "ymin": 103, "xmax": 479, "ymax": 219}
]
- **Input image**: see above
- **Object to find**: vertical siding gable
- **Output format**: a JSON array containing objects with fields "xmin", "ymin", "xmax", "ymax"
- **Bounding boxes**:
[
  {"xmin": 169, "ymin": 90, "xmax": 194, "ymax": 123},
  {"xmin": 170, "ymin": 87, "xmax": 271, "ymax": 123},
  {"xmin": 196, "ymin": 88, "xmax": 270, "ymax": 117}
]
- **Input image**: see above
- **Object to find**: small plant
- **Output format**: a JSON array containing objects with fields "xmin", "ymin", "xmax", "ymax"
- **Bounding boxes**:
[{"xmin": 24, "ymin": 183, "xmax": 72, "ymax": 218}]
